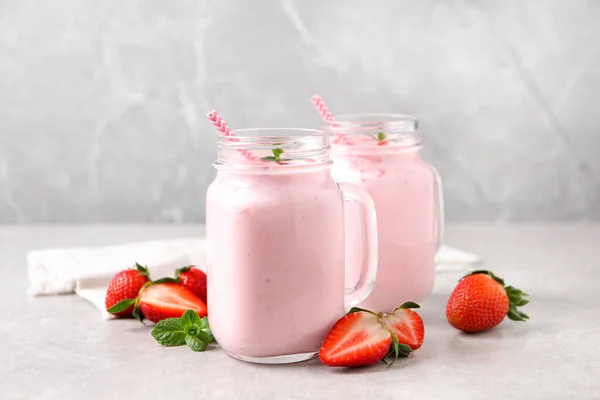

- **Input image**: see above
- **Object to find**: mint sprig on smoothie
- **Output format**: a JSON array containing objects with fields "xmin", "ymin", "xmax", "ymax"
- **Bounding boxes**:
[
  {"xmin": 261, "ymin": 147, "xmax": 284, "ymax": 162},
  {"xmin": 369, "ymin": 131, "xmax": 388, "ymax": 145}
]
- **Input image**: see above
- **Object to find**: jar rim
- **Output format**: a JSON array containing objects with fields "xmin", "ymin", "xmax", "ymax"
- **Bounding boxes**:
[
  {"xmin": 219, "ymin": 128, "xmax": 327, "ymax": 144},
  {"xmin": 326, "ymin": 113, "xmax": 418, "ymax": 133},
  {"xmin": 322, "ymin": 113, "xmax": 420, "ymax": 149},
  {"xmin": 215, "ymin": 127, "xmax": 330, "ymax": 169}
]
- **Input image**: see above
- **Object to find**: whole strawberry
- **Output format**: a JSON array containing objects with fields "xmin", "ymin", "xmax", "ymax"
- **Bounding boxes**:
[
  {"xmin": 105, "ymin": 263, "xmax": 150, "ymax": 317},
  {"xmin": 446, "ymin": 270, "xmax": 529, "ymax": 333},
  {"xmin": 176, "ymin": 266, "xmax": 207, "ymax": 303}
]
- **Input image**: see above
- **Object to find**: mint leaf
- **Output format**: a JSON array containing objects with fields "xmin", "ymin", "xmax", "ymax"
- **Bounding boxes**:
[
  {"xmin": 186, "ymin": 335, "xmax": 209, "ymax": 352},
  {"xmin": 151, "ymin": 313, "xmax": 215, "ymax": 351},
  {"xmin": 152, "ymin": 318, "xmax": 187, "ymax": 347},
  {"xmin": 192, "ymin": 317, "xmax": 215, "ymax": 343},
  {"xmin": 261, "ymin": 148, "xmax": 284, "ymax": 162},
  {"xmin": 107, "ymin": 299, "xmax": 135, "ymax": 314},
  {"xmin": 181, "ymin": 309, "xmax": 201, "ymax": 331},
  {"xmin": 272, "ymin": 148, "xmax": 283, "ymax": 159},
  {"xmin": 198, "ymin": 315, "xmax": 211, "ymax": 330}
]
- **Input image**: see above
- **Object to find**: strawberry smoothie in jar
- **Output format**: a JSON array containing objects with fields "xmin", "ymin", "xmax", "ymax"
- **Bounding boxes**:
[
  {"xmin": 206, "ymin": 128, "xmax": 378, "ymax": 364},
  {"xmin": 326, "ymin": 114, "xmax": 443, "ymax": 312}
]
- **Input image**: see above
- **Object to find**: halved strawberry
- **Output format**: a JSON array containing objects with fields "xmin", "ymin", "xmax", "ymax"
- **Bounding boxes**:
[
  {"xmin": 380, "ymin": 302, "xmax": 425, "ymax": 350},
  {"xmin": 136, "ymin": 282, "xmax": 207, "ymax": 323},
  {"xmin": 319, "ymin": 312, "xmax": 391, "ymax": 367},
  {"xmin": 319, "ymin": 302, "xmax": 424, "ymax": 368}
]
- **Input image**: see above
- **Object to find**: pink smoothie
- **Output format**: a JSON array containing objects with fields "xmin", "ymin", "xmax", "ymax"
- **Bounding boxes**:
[
  {"xmin": 332, "ymin": 149, "xmax": 440, "ymax": 312},
  {"xmin": 206, "ymin": 168, "xmax": 346, "ymax": 359}
]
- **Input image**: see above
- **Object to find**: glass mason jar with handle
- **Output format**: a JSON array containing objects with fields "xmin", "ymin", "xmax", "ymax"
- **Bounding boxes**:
[
  {"xmin": 206, "ymin": 128, "xmax": 378, "ymax": 364},
  {"xmin": 325, "ymin": 114, "xmax": 443, "ymax": 312}
]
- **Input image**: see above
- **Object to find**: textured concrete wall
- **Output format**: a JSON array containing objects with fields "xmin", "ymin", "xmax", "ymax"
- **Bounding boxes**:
[{"xmin": 1, "ymin": 0, "xmax": 599, "ymax": 223}]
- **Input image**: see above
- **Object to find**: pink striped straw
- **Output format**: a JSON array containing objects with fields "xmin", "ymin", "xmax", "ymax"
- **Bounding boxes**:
[
  {"xmin": 310, "ymin": 94, "xmax": 351, "ymax": 145},
  {"xmin": 206, "ymin": 110, "xmax": 259, "ymax": 161}
]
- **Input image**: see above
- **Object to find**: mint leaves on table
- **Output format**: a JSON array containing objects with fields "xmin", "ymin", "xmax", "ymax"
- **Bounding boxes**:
[
  {"xmin": 151, "ymin": 309, "xmax": 215, "ymax": 352},
  {"xmin": 261, "ymin": 147, "xmax": 284, "ymax": 162}
]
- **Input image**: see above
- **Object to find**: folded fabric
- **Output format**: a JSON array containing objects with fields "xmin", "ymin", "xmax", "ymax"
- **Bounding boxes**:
[
  {"xmin": 27, "ymin": 238, "xmax": 479, "ymax": 319},
  {"xmin": 27, "ymin": 238, "xmax": 207, "ymax": 319},
  {"xmin": 435, "ymin": 244, "xmax": 481, "ymax": 271}
]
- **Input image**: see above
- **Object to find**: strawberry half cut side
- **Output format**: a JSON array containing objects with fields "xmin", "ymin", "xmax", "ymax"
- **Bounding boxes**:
[
  {"xmin": 136, "ymin": 282, "xmax": 208, "ymax": 323},
  {"xmin": 319, "ymin": 302, "xmax": 425, "ymax": 368},
  {"xmin": 381, "ymin": 302, "xmax": 425, "ymax": 351},
  {"xmin": 319, "ymin": 312, "xmax": 392, "ymax": 367}
]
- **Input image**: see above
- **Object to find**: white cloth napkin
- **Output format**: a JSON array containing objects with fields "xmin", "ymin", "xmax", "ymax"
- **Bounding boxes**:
[
  {"xmin": 27, "ymin": 238, "xmax": 479, "ymax": 318},
  {"xmin": 27, "ymin": 238, "xmax": 208, "ymax": 319},
  {"xmin": 435, "ymin": 244, "xmax": 481, "ymax": 271}
]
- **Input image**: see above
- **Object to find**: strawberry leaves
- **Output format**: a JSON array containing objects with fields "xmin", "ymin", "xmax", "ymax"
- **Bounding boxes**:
[
  {"xmin": 505, "ymin": 285, "xmax": 530, "ymax": 321},
  {"xmin": 347, "ymin": 307, "xmax": 377, "ymax": 315},
  {"xmin": 107, "ymin": 299, "xmax": 136, "ymax": 314},
  {"xmin": 175, "ymin": 265, "xmax": 193, "ymax": 278},
  {"xmin": 134, "ymin": 262, "xmax": 151, "ymax": 279},
  {"xmin": 152, "ymin": 310, "xmax": 215, "ymax": 352},
  {"xmin": 382, "ymin": 332, "xmax": 413, "ymax": 367},
  {"xmin": 395, "ymin": 301, "xmax": 420, "ymax": 310}
]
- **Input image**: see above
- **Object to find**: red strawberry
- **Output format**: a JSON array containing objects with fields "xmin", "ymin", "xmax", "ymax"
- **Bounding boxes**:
[
  {"xmin": 105, "ymin": 263, "xmax": 150, "ymax": 317},
  {"xmin": 137, "ymin": 282, "xmax": 207, "ymax": 323},
  {"xmin": 446, "ymin": 270, "xmax": 529, "ymax": 333},
  {"xmin": 176, "ymin": 266, "xmax": 207, "ymax": 303},
  {"xmin": 319, "ymin": 302, "xmax": 424, "ymax": 367}
]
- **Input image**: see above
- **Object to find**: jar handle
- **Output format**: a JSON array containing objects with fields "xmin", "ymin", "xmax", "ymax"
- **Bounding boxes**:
[
  {"xmin": 432, "ymin": 167, "xmax": 444, "ymax": 251},
  {"xmin": 338, "ymin": 183, "xmax": 379, "ymax": 307}
]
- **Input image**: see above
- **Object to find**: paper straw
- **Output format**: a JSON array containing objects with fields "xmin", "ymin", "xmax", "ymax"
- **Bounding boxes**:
[
  {"xmin": 310, "ymin": 94, "xmax": 351, "ymax": 145},
  {"xmin": 206, "ymin": 110, "xmax": 259, "ymax": 161}
]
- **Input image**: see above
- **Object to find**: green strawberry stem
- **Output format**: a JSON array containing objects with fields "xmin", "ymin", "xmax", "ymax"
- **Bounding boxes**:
[
  {"xmin": 134, "ymin": 262, "xmax": 151, "ymax": 279},
  {"xmin": 107, "ymin": 298, "xmax": 136, "ymax": 314},
  {"xmin": 151, "ymin": 310, "xmax": 215, "ymax": 352},
  {"xmin": 382, "ymin": 331, "xmax": 412, "ymax": 367},
  {"xmin": 175, "ymin": 265, "xmax": 194, "ymax": 278},
  {"xmin": 463, "ymin": 270, "xmax": 530, "ymax": 321}
]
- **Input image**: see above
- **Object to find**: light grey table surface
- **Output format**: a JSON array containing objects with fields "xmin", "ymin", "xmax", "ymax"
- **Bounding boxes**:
[{"xmin": 1, "ymin": 224, "xmax": 599, "ymax": 400}]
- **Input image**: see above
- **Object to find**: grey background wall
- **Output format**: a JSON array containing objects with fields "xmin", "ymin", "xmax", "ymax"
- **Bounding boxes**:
[{"xmin": 1, "ymin": 0, "xmax": 599, "ymax": 223}]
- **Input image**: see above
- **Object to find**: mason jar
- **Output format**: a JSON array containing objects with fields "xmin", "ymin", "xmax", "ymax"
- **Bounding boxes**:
[
  {"xmin": 206, "ymin": 128, "xmax": 378, "ymax": 364},
  {"xmin": 325, "ymin": 114, "xmax": 443, "ymax": 312}
]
